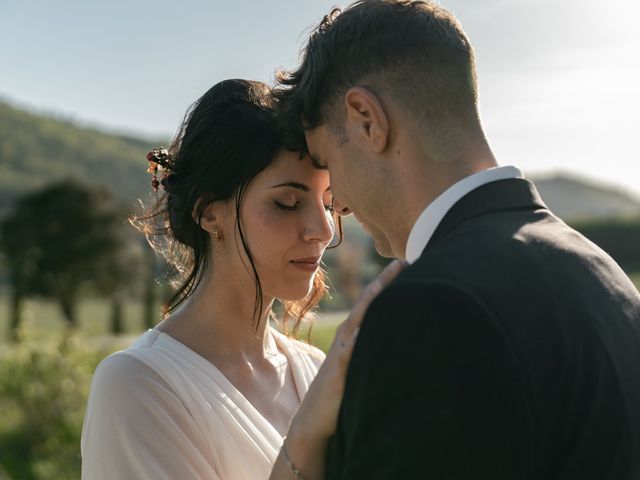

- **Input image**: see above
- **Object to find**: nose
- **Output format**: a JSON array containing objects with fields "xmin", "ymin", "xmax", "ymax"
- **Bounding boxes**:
[
  {"xmin": 303, "ymin": 204, "xmax": 336, "ymax": 245},
  {"xmin": 333, "ymin": 198, "xmax": 352, "ymax": 216}
]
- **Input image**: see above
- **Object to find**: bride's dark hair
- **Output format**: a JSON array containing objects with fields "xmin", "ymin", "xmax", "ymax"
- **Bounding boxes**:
[{"xmin": 133, "ymin": 79, "xmax": 341, "ymax": 335}]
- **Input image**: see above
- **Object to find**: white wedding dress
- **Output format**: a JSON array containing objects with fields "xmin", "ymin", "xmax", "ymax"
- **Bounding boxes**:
[{"xmin": 81, "ymin": 327, "xmax": 325, "ymax": 479}]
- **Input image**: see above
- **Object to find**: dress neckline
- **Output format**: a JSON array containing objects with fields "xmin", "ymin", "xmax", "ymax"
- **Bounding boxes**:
[{"xmin": 147, "ymin": 327, "xmax": 304, "ymax": 439}]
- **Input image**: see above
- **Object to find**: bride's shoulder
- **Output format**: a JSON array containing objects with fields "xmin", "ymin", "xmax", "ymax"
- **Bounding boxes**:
[
  {"xmin": 91, "ymin": 347, "xmax": 162, "ymax": 395},
  {"xmin": 90, "ymin": 330, "xmax": 173, "ymax": 396}
]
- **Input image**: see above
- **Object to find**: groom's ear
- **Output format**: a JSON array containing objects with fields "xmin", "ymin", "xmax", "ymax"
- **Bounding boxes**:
[{"xmin": 343, "ymin": 87, "xmax": 389, "ymax": 154}]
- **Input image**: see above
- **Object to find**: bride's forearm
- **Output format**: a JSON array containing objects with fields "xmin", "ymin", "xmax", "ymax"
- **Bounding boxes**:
[{"xmin": 269, "ymin": 424, "xmax": 328, "ymax": 480}]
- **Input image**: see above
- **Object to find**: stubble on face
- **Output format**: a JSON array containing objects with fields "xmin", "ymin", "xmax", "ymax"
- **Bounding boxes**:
[
  {"xmin": 305, "ymin": 126, "xmax": 397, "ymax": 259},
  {"xmin": 355, "ymin": 214, "xmax": 395, "ymax": 258}
]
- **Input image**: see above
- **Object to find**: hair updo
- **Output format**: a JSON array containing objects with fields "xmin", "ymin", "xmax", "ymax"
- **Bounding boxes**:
[{"xmin": 134, "ymin": 79, "xmax": 338, "ymax": 335}]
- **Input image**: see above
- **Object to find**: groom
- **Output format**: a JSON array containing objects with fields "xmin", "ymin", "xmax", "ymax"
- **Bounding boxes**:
[{"xmin": 276, "ymin": 0, "xmax": 640, "ymax": 478}]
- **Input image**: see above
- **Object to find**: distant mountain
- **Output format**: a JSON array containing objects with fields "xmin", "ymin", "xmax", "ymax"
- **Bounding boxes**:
[
  {"xmin": 1, "ymin": 99, "xmax": 639, "ymax": 222},
  {"xmin": 531, "ymin": 174, "xmax": 640, "ymax": 221}
]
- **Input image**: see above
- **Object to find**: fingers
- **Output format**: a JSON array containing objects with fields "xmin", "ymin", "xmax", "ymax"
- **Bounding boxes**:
[
  {"xmin": 293, "ymin": 264, "xmax": 407, "ymax": 443},
  {"xmin": 380, "ymin": 258, "xmax": 409, "ymax": 281},
  {"xmin": 327, "ymin": 260, "xmax": 407, "ymax": 359},
  {"xmin": 346, "ymin": 259, "xmax": 408, "ymax": 329},
  {"xmin": 363, "ymin": 259, "xmax": 407, "ymax": 301},
  {"xmin": 372, "ymin": 259, "xmax": 408, "ymax": 289},
  {"xmin": 327, "ymin": 324, "xmax": 359, "ymax": 368},
  {"xmin": 338, "ymin": 325, "xmax": 359, "ymax": 349},
  {"xmin": 331, "ymin": 321, "xmax": 355, "ymax": 352}
]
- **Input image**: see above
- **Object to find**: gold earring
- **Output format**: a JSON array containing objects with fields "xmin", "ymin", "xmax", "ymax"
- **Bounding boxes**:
[{"xmin": 212, "ymin": 228, "xmax": 222, "ymax": 241}]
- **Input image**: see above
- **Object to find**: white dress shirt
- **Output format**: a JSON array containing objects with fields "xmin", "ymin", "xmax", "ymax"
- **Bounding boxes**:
[{"xmin": 405, "ymin": 166, "xmax": 524, "ymax": 264}]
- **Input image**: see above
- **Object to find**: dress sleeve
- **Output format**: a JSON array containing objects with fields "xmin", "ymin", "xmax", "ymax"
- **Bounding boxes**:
[
  {"xmin": 330, "ymin": 281, "xmax": 533, "ymax": 479},
  {"xmin": 81, "ymin": 353, "xmax": 221, "ymax": 480}
]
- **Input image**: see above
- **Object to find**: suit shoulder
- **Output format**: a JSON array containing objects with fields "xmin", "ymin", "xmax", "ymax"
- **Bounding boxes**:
[{"xmin": 365, "ymin": 278, "xmax": 493, "ymax": 326}]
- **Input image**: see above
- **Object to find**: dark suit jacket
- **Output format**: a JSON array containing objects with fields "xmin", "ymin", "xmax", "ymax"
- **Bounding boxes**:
[{"xmin": 326, "ymin": 178, "xmax": 640, "ymax": 479}]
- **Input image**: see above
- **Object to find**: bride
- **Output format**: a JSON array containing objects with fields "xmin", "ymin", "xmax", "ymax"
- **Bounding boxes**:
[{"xmin": 81, "ymin": 79, "xmax": 403, "ymax": 479}]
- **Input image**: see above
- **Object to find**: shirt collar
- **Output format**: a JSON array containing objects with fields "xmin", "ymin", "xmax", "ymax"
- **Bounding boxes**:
[{"xmin": 404, "ymin": 166, "xmax": 524, "ymax": 264}]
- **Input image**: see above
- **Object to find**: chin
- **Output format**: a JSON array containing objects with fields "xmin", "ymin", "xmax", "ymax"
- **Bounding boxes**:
[
  {"xmin": 373, "ymin": 237, "xmax": 395, "ymax": 259},
  {"xmin": 273, "ymin": 280, "xmax": 315, "ymax": 302}
]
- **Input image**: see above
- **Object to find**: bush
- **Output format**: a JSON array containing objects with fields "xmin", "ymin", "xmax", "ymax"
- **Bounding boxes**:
[{"xmin": 0, "ymin": 328, "xmax": 123, "ymax": 479}]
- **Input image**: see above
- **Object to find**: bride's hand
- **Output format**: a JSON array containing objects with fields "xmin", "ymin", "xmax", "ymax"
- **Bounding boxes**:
[
  {"xmin": 293, "ymin": 259, "xmax": 407, "ymax": 439},
  {"xmin": 273, "ymin": 260, "xmax": 407, "ymax": 480}
]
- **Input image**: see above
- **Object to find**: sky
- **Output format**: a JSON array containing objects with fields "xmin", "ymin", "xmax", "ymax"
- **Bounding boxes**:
[{"xmin": 1, "ymin": 0, "xmax": 639, "ymax": 195}]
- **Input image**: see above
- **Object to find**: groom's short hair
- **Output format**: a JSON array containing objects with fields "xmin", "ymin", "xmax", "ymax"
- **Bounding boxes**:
[{"xmin": 276, "ymin": 0, "xmax": 479, "ymax": 153}]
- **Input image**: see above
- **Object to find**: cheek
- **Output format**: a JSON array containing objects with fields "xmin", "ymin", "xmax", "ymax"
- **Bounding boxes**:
[
  {"xmin": 241, "ymin": 208, "xmax": 296, "ymax": 267},
  {"xmin": 331, "ymin": 154, "xmax": 354, "ymax": 192},
  {"xmin": 245, "ymin": 208, "xmax": 318, "ymax": 296}
]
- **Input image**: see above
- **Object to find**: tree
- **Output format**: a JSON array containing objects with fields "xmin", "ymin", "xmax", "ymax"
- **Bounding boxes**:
[{"xmin": 0, "ymin": 181, "xmax": 127, "ymax": 337}]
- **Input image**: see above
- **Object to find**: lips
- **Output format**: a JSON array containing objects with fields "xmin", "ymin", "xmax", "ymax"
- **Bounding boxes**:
[
  {"xmin": 290, "ymin": 255, "xmax": 322, "ymax": 272},
  {"xmin": 290, "ymin": 256, "xmax": 322, "ymax": 265}
]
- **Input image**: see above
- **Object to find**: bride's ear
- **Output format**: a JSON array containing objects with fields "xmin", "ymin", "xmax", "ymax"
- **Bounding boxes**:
[{"xmin": 194, "ymin": 199, "xmax": 230, "ymax": 234}]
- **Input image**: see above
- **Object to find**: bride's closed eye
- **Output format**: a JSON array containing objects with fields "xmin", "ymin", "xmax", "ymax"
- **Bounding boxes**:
[
  {"xmin": 273, "ymin": 199, "xmax": 335, "ymax": 212},
  {"xmin": 273, "ymin": 200, "xmax": 298, "ymax": 211}
]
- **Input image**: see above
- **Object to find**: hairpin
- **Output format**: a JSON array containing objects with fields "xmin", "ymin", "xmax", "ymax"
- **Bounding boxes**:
[{"xmin": 146, "ymin": 148, "xmax": 173, "ymax": 192}]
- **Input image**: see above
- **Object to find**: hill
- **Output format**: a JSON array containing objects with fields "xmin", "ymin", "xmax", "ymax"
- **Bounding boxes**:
[
  {"xmin": 531, "ymin": 174, "xmax": 640, "ymax": 221},
  {"xmin": 1, "ymin": 99, "xmax": 639, "ymax": 221},
  {"xmin": 0, "ymin": 100, "xmax": 165, "ymax": 213}
]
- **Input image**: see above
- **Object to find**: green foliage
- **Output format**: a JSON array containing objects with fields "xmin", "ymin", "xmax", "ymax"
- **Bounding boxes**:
[
  {"xmin": 0, "ymin": 181, "xmax": 136, "ymax": 330},
  {"xmin": 0, "ymin": 327, "xmax": 125, "ymax": 479}
]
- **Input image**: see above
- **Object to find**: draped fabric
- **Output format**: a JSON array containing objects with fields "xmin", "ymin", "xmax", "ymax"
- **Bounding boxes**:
[{"xmin": 81, "ymin": 327, "xmax": 325, "ymax": 480}]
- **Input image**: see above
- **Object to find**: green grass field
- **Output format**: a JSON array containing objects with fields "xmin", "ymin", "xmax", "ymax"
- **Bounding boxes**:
[{"xmin": 0, "ymin": 289, "xmax": 345, "ymax": 352}]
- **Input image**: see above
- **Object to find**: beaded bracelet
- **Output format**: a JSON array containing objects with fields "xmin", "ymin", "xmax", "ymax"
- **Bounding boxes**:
[{"xmin": 282, "ymin": 438, "xmax": 306, "ymax": 480}]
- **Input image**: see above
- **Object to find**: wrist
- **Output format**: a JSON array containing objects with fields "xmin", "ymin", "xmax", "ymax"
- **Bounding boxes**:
[
  {"xmin": 287, "ymin": 416, "xmax": 331, "ymax": 448},
  {"xmin": 282, "ymin": 436, "xmax": 306, "ymax": 480},
  {"xmin": 283, "ymin": 422, "xmax": 329, "ymax": 479}
]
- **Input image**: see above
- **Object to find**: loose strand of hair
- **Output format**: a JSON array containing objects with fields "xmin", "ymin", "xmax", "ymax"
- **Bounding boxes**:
[{"xmin": 234, "ymin": 186, "xmax": 265, "ymax": 332}]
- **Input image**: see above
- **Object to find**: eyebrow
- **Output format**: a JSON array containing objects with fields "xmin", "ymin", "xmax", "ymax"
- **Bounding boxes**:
[
  {"xmin": 270, "ymin": 182, "xmax": 310, "ymax": 192},
  {"xmin": 270, "ymin": 182, "xmax": 331, "ymax": 193}
]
